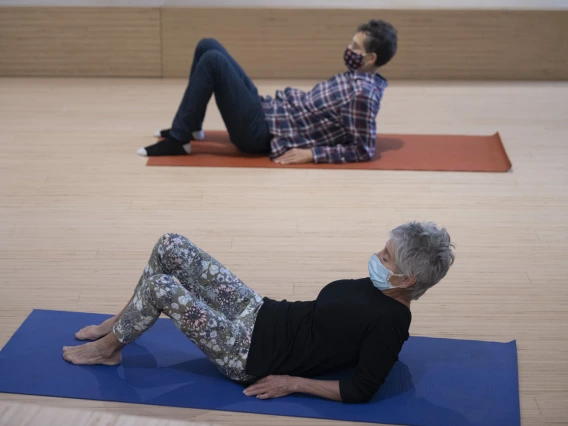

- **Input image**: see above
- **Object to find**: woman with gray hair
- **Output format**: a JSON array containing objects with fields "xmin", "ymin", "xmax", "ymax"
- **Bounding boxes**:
[{"xmin": 63, "ymin": 221, "xmax": 455, "ymax": 404}]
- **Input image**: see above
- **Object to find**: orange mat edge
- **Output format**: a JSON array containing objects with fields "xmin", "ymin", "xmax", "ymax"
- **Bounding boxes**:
[{"xmin": 146, "ymin": 132, "xmax": 512, "ymax": 173}]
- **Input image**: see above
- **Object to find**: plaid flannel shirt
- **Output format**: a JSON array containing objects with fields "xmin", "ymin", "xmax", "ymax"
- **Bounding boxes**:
[{"xmin": 261, "ymin": 71, "xmax": 387, "ymax": 163}]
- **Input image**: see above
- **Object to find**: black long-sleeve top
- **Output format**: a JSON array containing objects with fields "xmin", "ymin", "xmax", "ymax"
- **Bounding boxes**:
[{"xmin": 245, "ymin": 278, "xmax": 411, "ymax": 403}]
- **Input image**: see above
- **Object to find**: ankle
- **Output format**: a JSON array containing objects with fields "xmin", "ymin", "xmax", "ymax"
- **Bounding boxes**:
[
  {"xmin": 102, "ymin": 315, "xmax": 118, "ymax": 326},
  {"xmin": 98, "ymin": 332, "xmax": 124, "ymax": 356}
]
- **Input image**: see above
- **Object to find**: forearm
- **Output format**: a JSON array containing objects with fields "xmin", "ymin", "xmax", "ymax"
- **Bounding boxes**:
[{"xmin": 291, "ymin": 377, "xmax": 342, "ymax": 402}]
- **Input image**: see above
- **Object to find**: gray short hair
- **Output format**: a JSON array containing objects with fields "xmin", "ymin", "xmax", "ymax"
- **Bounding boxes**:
[{"xmin": 390, "ymin": 221, "xmax": 455, "ymax": 300}]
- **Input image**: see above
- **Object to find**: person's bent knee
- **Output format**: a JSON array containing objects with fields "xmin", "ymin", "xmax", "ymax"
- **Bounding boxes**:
[
  {"xmin": 197, "ymin": 38, "xmax": 222, "ymax": 52},
  {"xmin": 199, "ymin": 50, "xmax": 226, "ymax": 68},
  {"xmin": 155, "ymin": 233, "xmax": 196, "ymax": 264},
  {"xmin": 157, "ymin": 232, "xmax": 186, "ymax": 248},
  {"xmin": 143, "ymin": 274, "xmax": 179, "ymax": 291},
  {"xmin": 158, "ymin": 233, "xmax": 172, "ymax": 246}
]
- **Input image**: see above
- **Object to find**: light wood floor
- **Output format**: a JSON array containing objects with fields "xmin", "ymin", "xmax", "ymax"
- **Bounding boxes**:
[
  {"xmin": 0, "ymin": 401, "xmax": 220, "ymax": 426},
  {"xmin": 0, "ymin": 78, "xmax": 567, "ymax": 426}
]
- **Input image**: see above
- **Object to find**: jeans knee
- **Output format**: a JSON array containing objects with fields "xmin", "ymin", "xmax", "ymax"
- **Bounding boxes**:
[
  {"xmin": 199, "ymin": 50, "xmax": 225, "ymax": 68},
  {"xmin": 197, "ymin": 38, "xmax": 222, "ymax": 52}
]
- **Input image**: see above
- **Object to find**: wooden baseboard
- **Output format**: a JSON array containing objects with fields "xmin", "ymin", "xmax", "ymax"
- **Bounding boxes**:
[{"xmin": 1, "ymin": 6, "xmax": 567, "ymax": 79}]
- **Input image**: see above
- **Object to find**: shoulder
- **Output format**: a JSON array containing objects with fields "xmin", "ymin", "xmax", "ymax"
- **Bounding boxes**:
[
  {"xmin": 348, "ymin": 83, "xmax": 383, "ymax": 113},
  {"xmin": 355, "ymin": 83, "xmax": 382, "ymax": 101},
  {"xmin": 354, "ymin": 289, "xmax": 412, "ymax": 329},
  {"xmin": 374, "ymin": 300, "xmax": 412, "ymax": 333},
  {"xmin": 353, "ymin": 72, "xmax": 386, "ymax": 95},
  {"xmin": 327, "ymin": 277, "xmax": 375, "ymax": 291}
]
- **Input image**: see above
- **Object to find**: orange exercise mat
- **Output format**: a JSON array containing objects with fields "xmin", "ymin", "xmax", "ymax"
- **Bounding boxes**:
[{"xmin": 146, "ymin": 131, "xmax": 511, "ymax": 172}]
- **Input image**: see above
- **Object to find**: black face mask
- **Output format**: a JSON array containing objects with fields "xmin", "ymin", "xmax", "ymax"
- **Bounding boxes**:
[{"xmin": 344, "ymin": 47, "xmax": 364, "ymax": 71}]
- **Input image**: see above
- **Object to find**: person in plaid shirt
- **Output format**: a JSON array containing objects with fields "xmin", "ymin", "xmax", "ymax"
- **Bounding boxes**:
[{"xmin": 138, "ymin": 20, "xmax": 397, "ymax": 164}]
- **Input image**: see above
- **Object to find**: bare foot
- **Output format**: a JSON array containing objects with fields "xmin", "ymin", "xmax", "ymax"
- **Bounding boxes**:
[
  {"xmin": 63, "ymin": 340, "xmax": 122, "ymax": 366},
  {"xmin": 75, "ymin": 316, "xmax": 117, "ymax": 341}
]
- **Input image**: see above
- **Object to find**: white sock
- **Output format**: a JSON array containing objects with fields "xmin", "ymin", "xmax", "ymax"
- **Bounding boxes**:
[
  {"xmin": 153, "ymin": 129, "xmax": 205, "ymax": 140},
  {"xmin": 192, "ymin": 130, "xmax": 205, "ymax": 140},
  {"xmin": 183, "ymin": 143, "xmax": 192, "ymax": 154}
]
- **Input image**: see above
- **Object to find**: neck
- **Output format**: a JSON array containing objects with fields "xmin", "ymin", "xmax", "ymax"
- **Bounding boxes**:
[
  {"xmin": 382, "ymin": 288, "xmax": 411, "ymax": 309},
  {"xmin": 358, "ymin": 65, "xmax": 379, "ymax": 75}
]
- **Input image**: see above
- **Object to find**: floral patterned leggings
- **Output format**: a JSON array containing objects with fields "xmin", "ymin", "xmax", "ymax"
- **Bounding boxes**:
[{"xmin": 112, "ymin": 233, "xmax": 264, "ymax": 383}]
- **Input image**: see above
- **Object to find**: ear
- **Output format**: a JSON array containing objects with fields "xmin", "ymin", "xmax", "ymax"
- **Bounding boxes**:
[
  {"xmin": 366, "ymin": 52, "xmax": 377, "ymax": 66},
  {"xmin": 399, "ymin": 275, "xmax": 417, "ymax": 289},
  {"xmin": 389, "ymin": 274, "xmax": 416, "ymax": 289}
]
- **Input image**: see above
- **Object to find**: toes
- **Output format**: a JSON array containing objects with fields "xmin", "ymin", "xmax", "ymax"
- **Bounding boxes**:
[
  {"xmin": 62, "ymin": 347, "xmax": 80, "ymax": 364},
  {"xmin": 75, "ymin": 326, "xmax": 96, "ymax": 340},
  {"xmin": 63, "ymin": 345, "xmax": 79, "ymax": 354}
]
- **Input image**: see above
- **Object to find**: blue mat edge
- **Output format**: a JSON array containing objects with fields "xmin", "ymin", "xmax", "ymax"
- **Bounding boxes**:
[{"xmin": 0, "ymin": 309, "xmax": 522, "ymax": 426}]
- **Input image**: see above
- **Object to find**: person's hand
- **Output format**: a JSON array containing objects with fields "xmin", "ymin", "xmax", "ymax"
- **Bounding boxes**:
[
  {"xmin": 273, "ymin": 148, "xmax": 314, "ymax": 165},
  {"xmin": 243, "ymin": 375, "xmax": 296, "ymax": 400}
]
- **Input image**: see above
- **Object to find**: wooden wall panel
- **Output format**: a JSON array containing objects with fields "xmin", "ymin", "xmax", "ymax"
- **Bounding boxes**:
[
  {"xmin": 0, "ymin": 7, "xmax": 161, "ymax": 77},
  {"xmin": 0, "ymin": 7, "xmax": 566, "ymax": 79},
  {"xmin": 161, "ymin": 8, "xmax": 568, "ymax": 80}
]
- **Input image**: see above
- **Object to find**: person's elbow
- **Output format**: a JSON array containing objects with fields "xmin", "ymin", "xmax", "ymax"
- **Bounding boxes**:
[
  {"xmin": 354, "ymin": 144, "xmax": 374, "ymax": 163},
  {"xmin": 342, "ymin": 147, "xmax": 372, "ymax": 163},
  {"xmin": 348, "ymin": 388, "xmax": 376, "ymax": 404},
  {"xmin": 358, "ymin": 152, "xmax": 372, "ymax": 162},
  {"xmin": 342, "ymin": 391, "xmax": 375, "ymax": 404},
  {"xmin": 340, "ymin": 381, "xmax": 378, "ymax": 404},
  {"xmin": 352, "ymin": 138, "xmax": 375, "ymax": 162}
]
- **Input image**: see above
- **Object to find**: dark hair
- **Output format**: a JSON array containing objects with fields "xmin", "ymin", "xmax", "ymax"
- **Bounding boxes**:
[{"xmin": 357, "ymin": 20, "xmax": 398, "ymax": 67}]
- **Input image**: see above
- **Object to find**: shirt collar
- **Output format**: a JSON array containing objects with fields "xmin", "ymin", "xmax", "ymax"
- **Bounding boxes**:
[{"xmin": 348, "ymin": 70, "xmax": 388, "ymax": 89}]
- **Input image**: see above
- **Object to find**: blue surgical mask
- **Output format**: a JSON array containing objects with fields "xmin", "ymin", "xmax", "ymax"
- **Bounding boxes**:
[{"xmin": 368, "ymin": 253, "xmax": 405, "ymax": 290}]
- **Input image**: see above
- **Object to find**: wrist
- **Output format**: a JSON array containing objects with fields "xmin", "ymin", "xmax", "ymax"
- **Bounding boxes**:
[
  {"xmin": 310, "ymin": 148, "xmax": 318, "ymax": 163},
  {"xmin": 288, "ymin": 376, "xmax": 302, "ymax": 393}
]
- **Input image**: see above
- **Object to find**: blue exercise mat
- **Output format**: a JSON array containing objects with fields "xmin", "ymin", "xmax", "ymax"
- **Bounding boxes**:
[{"xmin": 0, "ymin": 310, "xmax": 520, "ymax": 426}]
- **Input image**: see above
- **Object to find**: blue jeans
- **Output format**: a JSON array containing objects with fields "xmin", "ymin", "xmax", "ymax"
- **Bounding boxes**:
[{"xmin": 171, "ymin": 38, "xmax": 272, "ymax": 154}]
